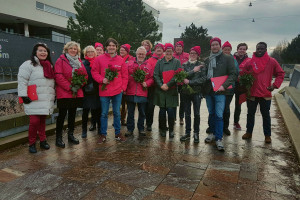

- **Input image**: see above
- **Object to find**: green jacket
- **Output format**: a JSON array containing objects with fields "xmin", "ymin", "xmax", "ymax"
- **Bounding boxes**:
[
  {"xmin": 181, "ymin": 60, "xmax": 207, "ymax": 95},
  {"xmin": 203, "ymin": 53, "xmax": 237, "ymax": 95},
  {"xmin": 153, "ymin": 57, "xmax": 181, "ymax": 107}
]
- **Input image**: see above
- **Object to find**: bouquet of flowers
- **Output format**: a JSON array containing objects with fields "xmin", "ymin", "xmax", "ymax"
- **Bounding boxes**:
[
  {"xmin": 239, "ymin": 71, "xmax": 255, "ymax": 96},
  {"xmin": 101, "ymin": 64, "xmax": 119, "ymax": 90},
  {"xmin": 69, "ymin": 68, "xmax": 88, "ymax": 97},
  {"xmin": 174, "ymin": 68, "xmax": 195, "ymax": 94},
  {"xmin": 131, "ymin": 66, "xmax": 148, "ymax": 90}
]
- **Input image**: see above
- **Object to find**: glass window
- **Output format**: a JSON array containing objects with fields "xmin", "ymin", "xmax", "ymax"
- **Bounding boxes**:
[
  {"xmin": 60, "ymin": 10, "xmax": 66, "ymax": 17},
  {"xmin": 66, "ymin": 11, "xmax": 76, "ymax": 19},
  {"xmin": 36, "ymin": 2, "xmax": 44, "ymax": 10},
  {"xmin": 45, "ymin": 5, "xmax": 60, "ymax": 15}
]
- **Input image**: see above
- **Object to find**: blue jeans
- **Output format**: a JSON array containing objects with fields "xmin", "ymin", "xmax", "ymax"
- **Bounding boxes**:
[
  {"xmin": 100, "ymin": 92, "xmax": 122, "ymax": 135},
  {"xmin": 183, "ymin": 94, "xmax": 201, "ymax": 134},
  {"xmin": 127, "ymin": 101, "xmax": 146, "ymax": 132},
  {"xmin": 205, "ymin": 94, "xmax": 226, "ymax": 140},
  {"xmin": 246, "ymin": 98, "xmax": 271, "ymax": 136}
]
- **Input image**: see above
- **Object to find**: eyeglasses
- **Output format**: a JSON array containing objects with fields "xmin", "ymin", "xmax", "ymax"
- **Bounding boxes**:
[
  {"xmin": 137, "ymin": 53, "xmax": 146, "ymax": 56},
  {"xmin": 86, "ymin": 51, "xmax": 94, "ymax": 53},
  {"xmin": 190, "ymin": 52, "xmax": 197, "ymax": 55}
]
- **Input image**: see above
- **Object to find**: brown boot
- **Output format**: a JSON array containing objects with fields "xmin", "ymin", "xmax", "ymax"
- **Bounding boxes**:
[
  {"xmin": 265, "ymin": 136, "xmax": 272, "ymax": 143},
  {"xmin": 242, "ymin": 133, "xmax": 252, "ymax": 139}
]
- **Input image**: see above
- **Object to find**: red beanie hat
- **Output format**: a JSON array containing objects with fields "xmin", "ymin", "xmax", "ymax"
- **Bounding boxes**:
[
  {"xmin": 164, "ymin": 43, "xmax": 174, "ymax": 51},
  {"xmin": 121, "ymin": 44, "xmax": 131, "ymax": 53},
  {"xmin": 95, "ymin": 42, "xmax": 103, "ymax": 49},
  {"xmin": 222, "ymin": 41, "xmax": 232, "ymax": 49},
  {"xmin": 210, "ymin": 37, "xmax": 222, "ymax": 47},
  {"xmin": 154, "ymin": 43, "xmax": 165, "ymax": 51},
  {"xmin": 175, "ymin": 41, "xmax": 184, "ymax": 48},
  {"xmin": 190, "ymin": 46, "xmax": 201, "ymax": 56}
]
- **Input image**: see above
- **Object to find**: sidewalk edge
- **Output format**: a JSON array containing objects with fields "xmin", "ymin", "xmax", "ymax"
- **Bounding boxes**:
[{"xmin": 275, "ymin": 93, "xmax": 300, "ymax": 161}]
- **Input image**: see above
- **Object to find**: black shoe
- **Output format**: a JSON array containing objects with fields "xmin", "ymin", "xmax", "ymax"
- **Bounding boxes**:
[
  {"xmin": 223, "ymin": 129, "xmax": 231, "ymax": 136},
  {"xmin": 206, "ymin": 127, "xmax": 212, "ymax": 134},
  {"xmin": 68, "ymin": 134, "xmax": 79, "ymax": 144},
  {"xmin": 160, "ymin": 129, "xmax": 166, "ymax": 137},
  {"xmin": 89, "ymin": 124, "xmax": 96, "ymax": 131},
  {"xmin": 29, "ymin": 143, "xmax": 37, "ymax": 153},
  {"xmin": 146, "ymin": 126, "xmax": 152, "ymax": 131},
  {"xmin": 180, "ymin": 134, "xmax": 190, "ymax": 141},
  {"xmin": 194, "ymin": 133, "xmax": 199, "ymax": 143},
  {"xmin": 81, "ymin": 132, "xmax": 87, "ymax": 138},
  {"xmin": 121, "ymin": 121, "xmax": 127, "ymax": 126},
  {"xmin": 169, "ymin": 131, "xmax": 174, "ymax": 138},
  {"xmin": 125, "ymin": 131, "xmax": 133, "ymax": 137},
  {"xmin": 56, "ymin": 137, "xmax": 65, "ymax": 148},
  {"xmin": 139, "ymin": 130, "xmax": 146, "ymax": 136},
  {"xmin": 40, "ymin": 141, "xmax": 50, "ymax": 150}
]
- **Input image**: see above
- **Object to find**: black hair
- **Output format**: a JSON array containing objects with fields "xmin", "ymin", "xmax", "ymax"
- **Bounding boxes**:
[
  {"xmin": 237, "ymin": 43, "xmax": 248, "ymax": 50},
  {"xmin": 256, "ymin": 42, "xmax": 267, "ymax": 49},
  {"xmin": 105, "ymin": 38, "xmax": 118, "ymax": 48},
  {"xmin": 30, "ymin": 43, "xmax": 53, "ymax": 66}
]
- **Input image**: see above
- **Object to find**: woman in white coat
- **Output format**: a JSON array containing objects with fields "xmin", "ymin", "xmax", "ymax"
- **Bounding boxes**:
[{"xmin": 18, "ymin": 43, "xmax": 55, "ymax": 153}]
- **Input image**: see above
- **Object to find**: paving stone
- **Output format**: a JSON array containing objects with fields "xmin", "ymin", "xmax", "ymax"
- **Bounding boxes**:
[
  {"xmin": 100, "ymin": 179, "xmax": 136, "ymax": 196},
  {"xmin": 110, "ymin": 166, "xmax": 165, "ymax": 191},
  {"xmin": 42, "ymin": 180, "xmax": 95, "ymax": 200},
  {"xmin": 155, "ymin": 183, "xmax": 194, "ymax": 200},
  {"xmin": 204, "ymin": 168, "xmax": 239, "ymax": 184}
]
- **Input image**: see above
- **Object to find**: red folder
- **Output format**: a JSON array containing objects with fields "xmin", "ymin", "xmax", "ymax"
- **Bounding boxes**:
[
  {"xmin": 211, "ymin": 75, "xmax": 233, "ymax": 92},
  {"xmin": 19, "ymin": 85, "xmax": 38, "ymax": 104},
  {"xmin": 162, "ymin": 70, "xmax": 175, "ymax": 84}
]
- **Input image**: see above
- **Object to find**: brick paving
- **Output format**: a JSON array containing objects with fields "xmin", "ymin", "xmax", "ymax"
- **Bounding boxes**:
[{"xmin": 0, "ymin": 98, "xmax": 299, "ymax": 200}]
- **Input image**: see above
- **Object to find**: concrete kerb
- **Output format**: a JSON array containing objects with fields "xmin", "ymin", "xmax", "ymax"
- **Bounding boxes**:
[{"xmin": 275, "ymin": 93, "xmax": 300, "ymax": 161}]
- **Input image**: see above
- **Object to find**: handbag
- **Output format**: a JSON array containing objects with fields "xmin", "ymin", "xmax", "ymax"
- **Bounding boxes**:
[{"xmin": 84, "ymin": 82, "xmax": 95, "ymax": 94}]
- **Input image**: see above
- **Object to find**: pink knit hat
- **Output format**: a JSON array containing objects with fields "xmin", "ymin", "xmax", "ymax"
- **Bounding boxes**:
[
  {"xmin": 164, "ymin": 43, "xmax": 174, "ymax": 51},
  {"xmin": 95, "ymin": 42, "xmax": 103, "ymax": 49},
  {"xmin": 222, "ymin": 41, "xmax": 232, "ymax": 49},
  {"xmin": 210, "ymin": 37, "xmax": 222, "ymax": 46},
  {"xmin": 190, "ymin": 46, "xmax": 201, "ymax": 56},
  {"xmin": 154, "ymin": 43, "xmax": 165, "ymax": 51},
  {"xmin": 121, "ymin": 44, "xmax": 131, "ymax": 53},
  {"xmin": 175, "ymin": 41, "xmax": 184, "ymax": 48}
]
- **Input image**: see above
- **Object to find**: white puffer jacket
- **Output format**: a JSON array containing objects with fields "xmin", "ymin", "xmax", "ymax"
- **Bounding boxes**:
[{"xmin": 18, "ymin": 59, "xmax": 55, "ymax": 115}]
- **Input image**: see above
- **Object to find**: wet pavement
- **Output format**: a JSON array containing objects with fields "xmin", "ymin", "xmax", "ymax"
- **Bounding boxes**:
[{"xmin": 0, "ymin": 97, "xmax": 300, "ymax": 200}]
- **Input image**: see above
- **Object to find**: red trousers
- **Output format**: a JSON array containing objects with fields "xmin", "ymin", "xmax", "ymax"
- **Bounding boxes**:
[{"xmin": 28, "ymin": 115, "xmax": 46, "ymax": 145}]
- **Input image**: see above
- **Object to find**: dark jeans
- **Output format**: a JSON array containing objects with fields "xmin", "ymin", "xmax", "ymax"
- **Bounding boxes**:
[
  {"xmin": 82, "ymin": 108, "xmax": 101, "ymax": 134},
  {"xmin": 159, "ymin": 107, "xmax": 176, "ymax": 131},
  {"xmin": 205, "ymin": 94, "xmax": 226, "ymax": 140},
  {"xmin": 183, "ymin": 94, "xmax": 201, "ymax": 134},
  {"xmin": 246, "ymin": 98, "xmax": 272, "ymax": 136},
  {"xmin": 56, "ymin": 107, "xmax": 77, "ymax": 137},
  {"xmin": 179, "ymin": 93, "xmax": 185, "ymax": 119},
  {"xmin": 234, "ymin": 93, "xmax": 242, "ymax": 123},
  {"xmin": 223, "ymin": 95, "xmax": 234, "ymax": 130},
  {"xmin": 127, "ymin": 101, "xmax": 147, "ymax": 132},
  {"xmin": 146, "ymin": 88, "xmax": 155, "ymax": 127}
]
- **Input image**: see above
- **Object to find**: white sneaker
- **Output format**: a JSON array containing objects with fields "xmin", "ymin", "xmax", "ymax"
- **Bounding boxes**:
[
  {"xmin": 205, "ymin": 134, "xmax": 215, "ymax": 143},
  {"xmin": 216, "ymin": 140, "xmax": 225, "ymax": 151}
]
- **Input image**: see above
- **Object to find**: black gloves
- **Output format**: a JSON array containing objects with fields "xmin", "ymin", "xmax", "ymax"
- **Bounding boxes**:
[{"xmin": 22, "ymin": 97, "xmax": 32, "ymax": 104}]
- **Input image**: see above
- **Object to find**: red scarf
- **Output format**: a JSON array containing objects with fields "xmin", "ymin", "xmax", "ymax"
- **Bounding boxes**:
[
  {"xmin": 122, "ymin": 54, "xmax": 130, "ymax": 63},
  {"xmin": 251, "ymin": 52, "xmax": 270, "ymax": 74},
  {"xmin": 40, "ymin": 60, "xmax": 54, "ymax": 79},
  {"xmin": 84, "ymin": 56, "xmax": 95, "ymax": 67}
]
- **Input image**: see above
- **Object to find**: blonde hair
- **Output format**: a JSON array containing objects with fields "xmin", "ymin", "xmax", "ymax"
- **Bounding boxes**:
[
  {"xmin": 136, "ymin": 46, "xmax": 147, "ymax": 54},
  {"xmin": 141, "ymin": 40, "xmax": 153, "ymax": 49},
  {"xmin": 63, "ymin": 41, "xmax": 81, "ymax": 56},
  {"xmin": 83, "ymin": 45, "xmax": 97, "ymax": 57}
]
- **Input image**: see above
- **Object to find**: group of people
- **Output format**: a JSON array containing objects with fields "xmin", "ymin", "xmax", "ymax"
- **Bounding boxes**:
[{"xmin": 17, "ymin": 36, "xmax": 285, "ymax": 153}]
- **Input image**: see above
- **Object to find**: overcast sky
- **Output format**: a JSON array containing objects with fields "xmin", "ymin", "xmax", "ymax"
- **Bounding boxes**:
[{"xmin": 143, "ymin": 0, "xmax": 300, "ymax": 55}]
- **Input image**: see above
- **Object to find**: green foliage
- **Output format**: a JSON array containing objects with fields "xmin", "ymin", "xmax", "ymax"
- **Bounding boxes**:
[
  {"xmin": 270, "ymin": 40, "xmax": 288, "ymax": 64},
  {"xmin": 239, "ymin": 71, "xmax": 255, "ymax": 96},
  {"xmin": 282, "ymin": 34, "xmax": 300, "ymax": 64},
  {"xmin": 180, "ymin": 23, "xmax": 212, "ymax": 59},
  {"xmin": 67, "ymin": 0, "xmax": 162, "ymax": 52}
]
